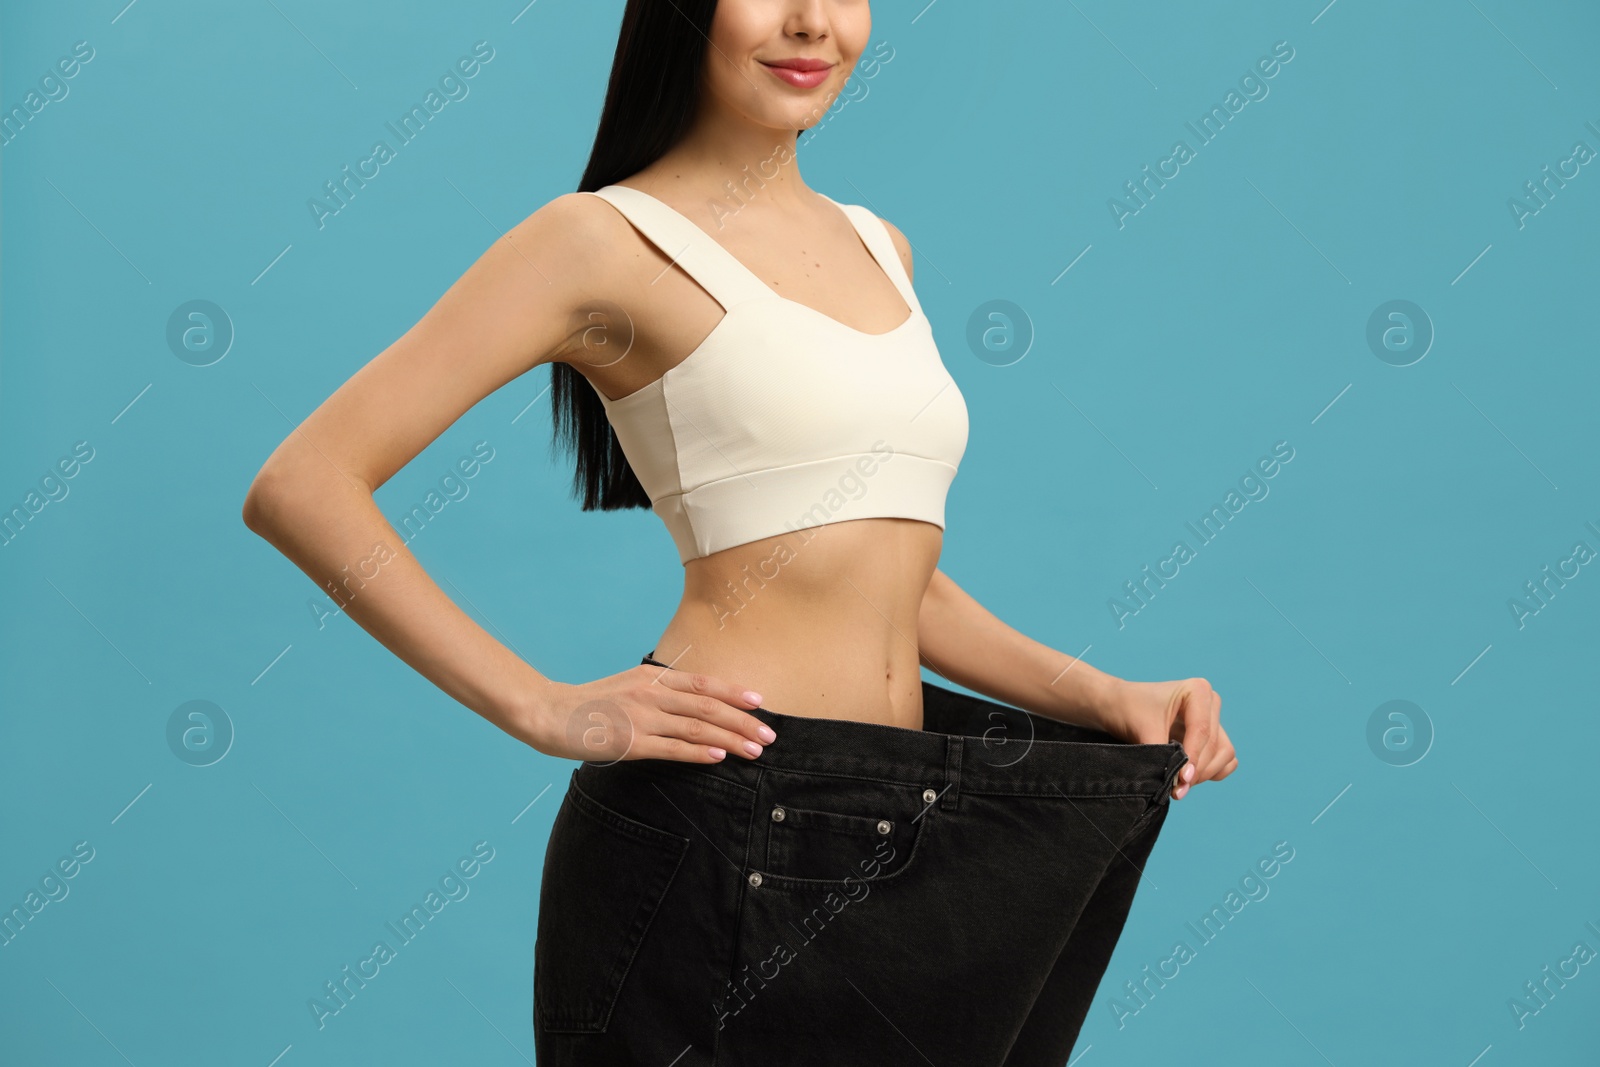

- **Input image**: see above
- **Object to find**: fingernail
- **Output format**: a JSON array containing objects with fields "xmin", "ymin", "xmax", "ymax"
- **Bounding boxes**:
[
  {"xmin": 1176, "ymin": 783, "xmax": 1189, "ymax": 799},
  {"xmin": 743, "ymin": 691, "xmax": 764, "ymax": 706},
  {"xmin": 743, "ymin": 741, "xmax": 763, "ymax": 758},
  {"xmin": 756, "ymin": 724, "xmax": 777, "ymax": 743},
  {"xmin": 1182, "ymin": 764, "xmax": 1195, "ymax": 782},
  {"xmin": 709, "ymin": 747, "xmax": 726, "ymax": 760}
]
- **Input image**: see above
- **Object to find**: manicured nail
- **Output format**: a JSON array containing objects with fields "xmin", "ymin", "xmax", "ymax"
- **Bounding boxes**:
[
  {"xmin": 1182, "ymin": 764, "xmax": 1195, "ymax": 782},
  {"xmin": 743, "ymin": 741, "xmax": 763, "ymax": 758},
  {"xmin": 744, "ymin": 691, "xmax": 764, "ymax": 706},
  {"xmin": 1176, "ymin": 783, "xmax": 1189, "ymax": 799},
  {"xmin": 756, "ymin": 724, "xmax": 777, "ymax": 743},
  {"xmin": 709, "ymin": 747, "xmax": 726, "ymax": 760}
]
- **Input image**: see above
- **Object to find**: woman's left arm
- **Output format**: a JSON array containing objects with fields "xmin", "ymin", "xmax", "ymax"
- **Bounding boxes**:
[
  {"xmin": 877, "ymin": 218, "xmax": 1234, "ymax": 796},
  {"xmin": 917, "ymin": 567, "xmax": 1238, "ymax": 798}
]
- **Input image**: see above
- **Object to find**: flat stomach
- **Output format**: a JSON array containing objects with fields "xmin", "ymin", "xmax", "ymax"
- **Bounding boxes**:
[{"xmin": 652, "ymin": 517, "xmax": 941, "ymax": 729}]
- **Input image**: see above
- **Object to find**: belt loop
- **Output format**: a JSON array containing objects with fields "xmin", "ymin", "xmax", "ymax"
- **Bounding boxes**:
[{"xmin": 941, "ymin": 736, "xmax": 962, "ymax": 811}]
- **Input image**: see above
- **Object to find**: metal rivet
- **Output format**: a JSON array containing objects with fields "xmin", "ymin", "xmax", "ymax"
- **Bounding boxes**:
[
  {"xmin": 877, "ymin": 819, "xmax": 892, "ymax": 835},
  {"xmin": 922, "ymin": 788, "xmax": 938, "ymax": 804},
  {"xmin": 771, "ymin": 806, "xmax": 786, "ymax": 822},
  {"xmin": 747, "ymin": 871, "xmax": 763, "ymax": 888}
]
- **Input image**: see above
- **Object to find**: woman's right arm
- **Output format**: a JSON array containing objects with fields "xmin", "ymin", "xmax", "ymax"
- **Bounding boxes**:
[{"xmin": 240, "ymin": 194, "xmax": 774, "ymax": 765}]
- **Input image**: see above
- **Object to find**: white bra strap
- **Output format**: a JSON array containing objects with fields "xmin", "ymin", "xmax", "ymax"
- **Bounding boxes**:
[
  {"xmin": 821, "ymin": 196, "xmax": 922, "ymax": 314},
  {"xmin": 584, "ymin": 185, "xmax": 774, "ymax": 311}
]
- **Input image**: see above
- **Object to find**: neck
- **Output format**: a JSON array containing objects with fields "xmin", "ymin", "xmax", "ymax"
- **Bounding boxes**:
[{"xmin": 642, "ymin": 97, "xmax": 832, "ymax": 227}]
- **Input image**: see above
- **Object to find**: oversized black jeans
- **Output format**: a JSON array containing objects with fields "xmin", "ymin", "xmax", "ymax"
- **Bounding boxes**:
[{"xmin": 532, "ymin": 653, "xmax": 1189, "ymax": 1066}]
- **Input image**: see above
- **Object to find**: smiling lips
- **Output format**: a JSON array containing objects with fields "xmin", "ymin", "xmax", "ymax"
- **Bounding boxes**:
[{"xmin": 759, "ymin": 57, "xmax": 835, "ymax": 89}]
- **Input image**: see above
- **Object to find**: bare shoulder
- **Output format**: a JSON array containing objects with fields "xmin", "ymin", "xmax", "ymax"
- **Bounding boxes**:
[
  {"xmin": 522, "ymin": 189, "xmax": 635, "ymax": 243},
  {"xmin": 507, "ymin": 191, "xmax": 637, "ymax": 293},
  {"xmin": 499, "ymin": 190, "xmax": 670, "ymax": 361},
  {"xmin": 520, "ymin": 189, "xmax": 676, "ymax": 305},
  {"xmin": 876, "ymin": 216, "xmax": 915, "ymax": 283}
]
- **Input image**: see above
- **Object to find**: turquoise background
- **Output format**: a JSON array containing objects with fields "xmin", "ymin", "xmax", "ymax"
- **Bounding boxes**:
[{"xmin": 3, "ymin": 0, "xmax": 1597, "ymax": 1063}]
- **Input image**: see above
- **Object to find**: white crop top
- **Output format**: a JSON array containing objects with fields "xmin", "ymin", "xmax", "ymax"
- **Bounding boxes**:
[{"xmin": 579, "ymin": 184, "xmax": 968, "ymax": 565}]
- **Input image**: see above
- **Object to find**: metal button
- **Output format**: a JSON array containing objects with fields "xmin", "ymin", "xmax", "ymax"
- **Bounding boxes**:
[
  {"xmin": 748, "ymin": 872, "xmax": 763, "ymax": 888},
  {"xmin": 771, "ymin": 806, "xmax": 786, "ymax": 822},
  {"xmin": 876, "ymin": 819, "xmax": 892, "ymax": 835},
  {"xmin": 922, "ymin": 788, "xmax": 938, "ymax": 804}
]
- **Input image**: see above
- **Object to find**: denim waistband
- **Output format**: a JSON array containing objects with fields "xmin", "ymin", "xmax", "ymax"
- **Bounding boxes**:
[{"xmin": 637, "ymin": 652, "xmax": 1188, "ymax": 805}]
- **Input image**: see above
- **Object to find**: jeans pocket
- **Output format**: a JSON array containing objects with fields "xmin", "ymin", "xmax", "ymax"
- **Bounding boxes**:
[
  {"xmin": 755, "ymin": 770, "xmax": 927, "ymax": 891},
  {"xmin": 534, "ymin": 774, "xmax": 691, "ymax": 1033}
]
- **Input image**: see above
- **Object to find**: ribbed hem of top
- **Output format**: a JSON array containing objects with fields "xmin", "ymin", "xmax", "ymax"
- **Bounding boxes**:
[{"xmin": 654, "ymin": 451, "xmax": 957, "ymax": 564}]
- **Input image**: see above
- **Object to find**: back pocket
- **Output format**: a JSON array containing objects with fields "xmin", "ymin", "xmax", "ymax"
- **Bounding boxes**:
[{"xmin": 533, "ymin": 775, "xmax": 691, "ymax": 1033}]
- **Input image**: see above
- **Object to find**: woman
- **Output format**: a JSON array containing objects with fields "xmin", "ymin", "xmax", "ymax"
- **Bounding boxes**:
[{"xmin": 243, "ymin": 0, "xmax": 1237, "ymax": 1063}]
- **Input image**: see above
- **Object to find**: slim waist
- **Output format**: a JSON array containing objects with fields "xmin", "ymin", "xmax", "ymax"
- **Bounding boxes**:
[{"xmin": 638, "ymin": 651, "xmax": 1188, "ymax": 802}]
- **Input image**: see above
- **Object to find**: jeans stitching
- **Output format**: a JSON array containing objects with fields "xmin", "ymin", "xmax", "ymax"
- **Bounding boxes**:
[
  {"xmin": 712, "ymin": 769, "xmax": 762, "ymax": 1066},
  {"xmin": 747, "ymin": 810, "xmax": 928, "ymax": 892},
  {"xmin": 536, "ymin": 780, "xmax": 691, "ymax": 1033},
  {"xmin": 570, "ymin": 775, "xmax": 694, "ymax": 849}
]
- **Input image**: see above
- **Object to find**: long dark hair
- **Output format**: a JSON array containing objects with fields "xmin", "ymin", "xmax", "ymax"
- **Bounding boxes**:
[{"xmin": 552, "ymin": 0, "xmax": 719, "ymax": 513}]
